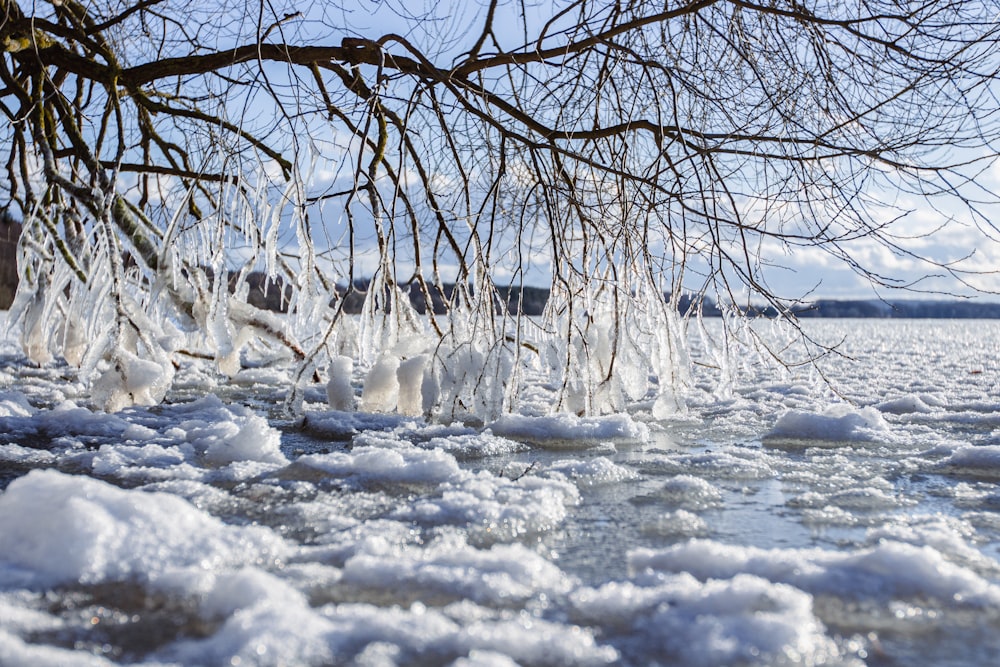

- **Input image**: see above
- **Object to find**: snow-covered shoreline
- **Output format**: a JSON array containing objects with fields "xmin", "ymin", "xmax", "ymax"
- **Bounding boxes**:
[{"xmin": 2, "ymin": 317, "xmax": 1000, "ymax": 665}]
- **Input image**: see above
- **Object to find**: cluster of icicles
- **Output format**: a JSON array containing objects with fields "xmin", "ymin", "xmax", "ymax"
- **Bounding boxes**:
[{"xmin": 7, "ymin": 235, "xmax": 716, "ymax": 421}]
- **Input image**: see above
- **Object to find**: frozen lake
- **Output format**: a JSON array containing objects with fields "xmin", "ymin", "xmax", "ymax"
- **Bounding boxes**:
[{"xmin": 2, "ymin": 316, "xmax": 1000, "ymax": 666}]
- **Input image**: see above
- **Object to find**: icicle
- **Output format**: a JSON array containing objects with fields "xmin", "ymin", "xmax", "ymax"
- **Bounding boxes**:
[
  {"xmin": 396, "ymin": 354, "xmax": 428, "ymax": 416},
  {"xmin": 421, "ymin": 360, "xmax": 440, "ymax": 417},
  {"xmin": 17, "ymin": 277, "xmax": 54, "ymax": 365},
  {"xmin": 360, "ymin": 354, "xmax": 400, "ymax": 413},
  {"xmin": 326, "ymin": 355, "xmax": 355, "ymax": 411}
]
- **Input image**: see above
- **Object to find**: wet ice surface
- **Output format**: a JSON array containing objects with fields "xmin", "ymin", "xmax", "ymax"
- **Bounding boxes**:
[{"xmin": 2, "ymin": 318, "xmax": 1000, "ymax": 665}]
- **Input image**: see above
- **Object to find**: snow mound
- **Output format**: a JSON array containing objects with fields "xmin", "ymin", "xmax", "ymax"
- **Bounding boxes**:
[
  {"xmin": 571, "ymin": 574, "xmax": 840, "ymax": 667},
  {"xmin": 763, "ymin": 404, "xmax": 893, "ymax": 444},
  {"xmin": 488, "ymin": 412, "xmax": 649, "ymax": 447},
  {"xmin": 0, "ymin": 391, "xmax": 34, "ymax": 418},
  {"xmin": 170, "ymin": 396, "xmax": 287, "ymax": 466},
  {"xmin": 629, "ymin": 538, "xmax": 1000, "ymax": 606},
  {"xmin": 0, "ymin": 469, "xmax": 289, "ymax": 587},
  {"xmin": 396, "ymin": 471, "xmax": 580, "ymax": 542},
  {"xmin": 339, "ymin": 532, "xmax": 573, "ymax": 605},
  {"xmin": 296, "ymin": 442, "xmax": 462, "ymax": 485},
  {"xmin": 545, "ymin": 457, "xmax": 638, "ymax": 486},
  {"xmin": 877, "ymin": 394, "xmax": 935, "ymax": 415},
  {"xmin": 934, "ymin": 444, "xmax": 1000, "ymax": 479}
]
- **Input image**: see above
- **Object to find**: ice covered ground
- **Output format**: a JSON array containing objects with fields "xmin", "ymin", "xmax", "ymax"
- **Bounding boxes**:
[{"xmin": 1, "ymin": 316, "xmax": 1000, "ymax": 665}]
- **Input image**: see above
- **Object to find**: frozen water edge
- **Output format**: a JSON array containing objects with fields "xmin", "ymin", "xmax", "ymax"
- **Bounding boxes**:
[{"xmin": 1, "ymin": 318, "xmax": 1000, "ymax": 665}]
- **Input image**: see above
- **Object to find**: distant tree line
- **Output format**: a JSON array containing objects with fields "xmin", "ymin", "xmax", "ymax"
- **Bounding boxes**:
[
  {"xmin": 3, "ymin": 251, "xmax": 999, "ymax": 319},
  {"xmin": 210, "ymin": 280, "xmax": 1000, "ymax": 319},
  {"xmin": 791, "ymin": 299, "xmax": 1000, "ymax": 319},
  {"xmin": 220, "ymin": 274, "xmax": 553, "ymax": 316}
]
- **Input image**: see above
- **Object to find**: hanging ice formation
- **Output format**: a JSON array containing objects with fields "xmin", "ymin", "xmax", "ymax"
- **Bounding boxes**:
[
  {"xmin": 7, "ymin": 192, "xmax": 708, "ymax": 422},
  {"xmin": 5, "ymin": 116, "xmax": 721, "ymax": 423}
]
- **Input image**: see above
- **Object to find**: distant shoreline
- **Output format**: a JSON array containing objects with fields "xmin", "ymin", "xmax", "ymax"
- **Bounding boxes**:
[
  {"xmin": 743, "ymin": 299, "xmax": 1000, "ymax": 319},
  {"xmin": 4, "ymin": 245, "xmax": 999, "ymax": 319}
]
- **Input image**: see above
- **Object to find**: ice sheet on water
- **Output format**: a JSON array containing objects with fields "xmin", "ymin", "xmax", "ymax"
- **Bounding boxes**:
[
  {"xmin": 155, "ymin": 567, "xmax": 339, "ymax": 667},
  {"xmin": 0, "ymin": 592, "xmax": 65, "ymax": 640},
  {"xmin": 640, "ymin": 509, "xmax": 709, "ymax": 537},
  {"xmin": 0, "ymin": 399, "xmax": 134, "ymax": 443},
  {"xmin": 423, "ymin": 431, "xmax": 528, "ymax": 459},
  {"xmin": 160, "ymin": 395, "xmax": 287, "ymax": 467},
  {"xmin": 0, "ymin": 442, "xmax": 56, "ymax": 466},
  {"xmin": 140, "ymin": 478, "xmax": 242, "ymax": 514},
  {"xmin": 299, "ymin": 414, "xmax": 520, "ymax": 461},
  {"xmin": 786, "ymin": 485, "xmax": 913, "ymax": 512},
  {"xmin": 82, "ymin": 441, "xmax": 202, "ymax": 483},
  {"xmin": 0, "ymin": 469, "xmax": 288, "ymax": 588},
  {"xmin": 0, "ymin": 391, "xmax": 33, "ymax": 417},
  {"xmin": 800, "ymin": 505, "xmax": 860, "ymax": 526},
  {"xmin": 640, "ymin": 447, "xmax": 776, "ymax": 480},
  {"xmin": 288, "ymin": 428, "xmax": 580, "ymax": 541},
  {"xmin": 866, "ymin": 514, "xmax": 1000, "ymax": 575},
  {"xmin": 158, "ymin": 568, "xmax": 617, "ymax": 667},
  {"xmin": 451, "ymin": 650, "xmax": 522, "ymax": 667},
  {"xmin": 646, "ymin": 474, "xmax": 724, "ymax": 509}
]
